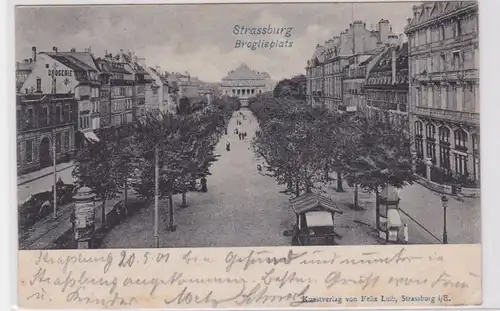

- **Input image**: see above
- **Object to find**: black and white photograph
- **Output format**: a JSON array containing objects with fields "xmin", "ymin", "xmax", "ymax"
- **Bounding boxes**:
[{"xmin": 15, "ymin": 1, "xmax": 480, "ymax": 251}]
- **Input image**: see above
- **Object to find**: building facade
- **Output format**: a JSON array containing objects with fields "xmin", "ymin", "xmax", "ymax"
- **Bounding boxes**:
[
  {"xmin": 342, "ymin": 48, "xmax": 385, "ymax": 112},
  {"xmin": 19, "ymin": 47, "xmax": 102, "ymax": 148},
  {"xmin": 307, "ymin": 19, "xmax": 403, "ymax": 111},
  {"xmin": 221, "ymin": 64, "xmax": 274, "ymax": 106},
  {"xmin": 16, "ymin": 93, "xmax": 77, "ymax": 174},
  {"xmin": 365, "ymin": 43, "xmax": 409, "ymax": 126},
  {"xmin": 405, "ymin": 1, "xmax": 479, "ymax": 185}
]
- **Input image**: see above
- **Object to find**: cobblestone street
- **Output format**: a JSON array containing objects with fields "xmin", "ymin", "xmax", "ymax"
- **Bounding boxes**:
[{"xmin": 102, "ymin": 109, "xmax": 294, "ymax": 248}]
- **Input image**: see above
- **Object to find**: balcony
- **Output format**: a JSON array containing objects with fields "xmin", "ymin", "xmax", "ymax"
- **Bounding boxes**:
[
  {"xmin": 414, "ymin": 106, "xmax": 479, "ymax": 125},
  {"xmin": 414, "ymin": 69, "xmax": 478, "ymax": 83},
  {"xmin": 412, "ymin": 33, "xmax": 477, "ymax": 54}
]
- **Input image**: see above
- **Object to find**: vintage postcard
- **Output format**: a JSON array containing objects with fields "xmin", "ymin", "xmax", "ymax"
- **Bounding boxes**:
[{"xmin": 15, "ymin": 1, "xmax": 481, "ymax": 309}]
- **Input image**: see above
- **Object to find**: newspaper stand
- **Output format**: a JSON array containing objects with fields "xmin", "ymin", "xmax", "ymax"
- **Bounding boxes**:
[
  {"xmin": 72, "ymin": 186, "xmax": 96, "ymax": 249},
  {"xmin": 290, "ymin": 193, "xmax": 343, "ymax": 246},
  {"xmin": 378, "ymin": 185, "xmax": 402, "ymax": 243}
]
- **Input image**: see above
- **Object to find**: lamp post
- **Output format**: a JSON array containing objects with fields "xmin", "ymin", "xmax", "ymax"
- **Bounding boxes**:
[
  {"xmin": 441, "ymin": 195, "xmax": 448, "ymax": 244},
  {"xmin": 52, "ymin": 129, "xmax": 57, "ymax": 219}
]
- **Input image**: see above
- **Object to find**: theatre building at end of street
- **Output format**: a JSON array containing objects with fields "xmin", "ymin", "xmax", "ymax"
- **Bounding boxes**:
[
  {"xmin": 221, "ymin": 64, "xmax": 274, "ymax": 106},
  {"xmin": 405, "ymin": 1, "xmax": 479, "ymax": 186}
]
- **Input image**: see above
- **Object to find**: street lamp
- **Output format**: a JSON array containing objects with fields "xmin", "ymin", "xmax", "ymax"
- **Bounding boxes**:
[{"xmin": 441, "ymin": 195, "xmax": 448, "ymax": 244}]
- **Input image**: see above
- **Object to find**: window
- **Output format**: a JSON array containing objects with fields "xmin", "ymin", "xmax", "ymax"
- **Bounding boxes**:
[
  {"xmin": 64, "ymin": 132, "xmax": 69, "ymax": 152},
  {"xmin": 56, "ymin": 106, "xmax": 61, "ymax": 124},
  {"xmin": 440, "ymin": 54, "xmax": 446, "ymax": 71},
  {"xmin": 472, "ymin": 134, "xmax": 480, "ymax": 182},
  {"xmin": 426, "ymin": 124, "xmax": 436, "ymax": 163},
  {"xmin": 455, "ymin": 154, "xmax": 468, "ymax": 176},
  {"xmin": 439, "ymin": 127, "xmax": 451, "ymax": 170},
  {"xmin": 17, "ymin": 142, "xmax": 22, "ymax": 163},
  {"xmin": 56, "ymin": 133, "xmax": 61, "ymax": 153},
  {"xmin": 79, "ymin": 115, "xmax": 90, "ymax": 129},
  {"xmin": 16, "ymin": 109, "xmax": 20, "ymax": 130},
  {"xmin": 26, "ymin": 140, "xmax": 33, "ymax": 163},
  {"xmin": 36, "ymin": 77, "xmax": 41, "ymax": 92},
  {"xmin": 26, "ymin": 108, "xmax": 33, "ymax": 128},
  {"xmin": 414, "ymin": 121, "xmax": 424, "ymax": 159},
  {"xmin": 452, "ymin": 51, "xmax": 461, "ymax": 70},
  {"xmin": 454, "ymin": 129, "xmax": 468, "ymax": 151},
  {"xmin": 456, "ymin": 19, "xmax": 462, "ymax": 37}
]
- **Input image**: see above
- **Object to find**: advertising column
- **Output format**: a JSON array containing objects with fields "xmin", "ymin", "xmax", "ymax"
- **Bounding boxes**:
[{"xmin": 72, "ymin": 186, "xmax": 96, "ymax": 249}]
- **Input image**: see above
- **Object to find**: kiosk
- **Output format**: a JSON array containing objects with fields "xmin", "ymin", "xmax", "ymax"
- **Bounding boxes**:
[
  {"xmin": 378, "ymin": 185, "xmax": 403, "ymax": 243},
  {"xmin": 290, "ymin": 193, "xmax": 343, "ymax": 246},
  {"xmin": 72, "ymin": 186, "xmax": 96, "ymax": 249}
]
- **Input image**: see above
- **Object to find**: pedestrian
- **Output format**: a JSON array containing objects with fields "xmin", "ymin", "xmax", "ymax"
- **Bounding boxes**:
[
  {"xmin": 226, "ymin": 139, "xmax": 231, "ymax": 151},
  {"xmin": 402, "ymin": 223, "xmax": 409, "ymax": 244}
]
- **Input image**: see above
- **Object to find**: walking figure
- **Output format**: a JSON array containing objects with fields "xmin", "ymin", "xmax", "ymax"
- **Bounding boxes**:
[
  {"xmin": 226, "ymin": 139, "xmax": 231, "ymax": 151},
  {"xmin": 401, "ymin": 223, "xmax": 409, "ymax": 244}
]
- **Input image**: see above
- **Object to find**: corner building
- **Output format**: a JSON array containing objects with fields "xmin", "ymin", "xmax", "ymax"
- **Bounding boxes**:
[{"xmin": 405, "ymin": 1, "xmax": 479, "ymax": 185}]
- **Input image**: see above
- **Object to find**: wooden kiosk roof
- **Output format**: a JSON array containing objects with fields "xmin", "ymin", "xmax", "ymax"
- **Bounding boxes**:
[{"xmin": 290, "ymin": 193, "xmax": 343, "ymax": 215}]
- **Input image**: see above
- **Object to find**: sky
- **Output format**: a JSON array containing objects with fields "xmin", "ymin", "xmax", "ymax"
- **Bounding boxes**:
[{"xmin": 16, "ymin": 2, "xmax": 416, "ymax": 82}]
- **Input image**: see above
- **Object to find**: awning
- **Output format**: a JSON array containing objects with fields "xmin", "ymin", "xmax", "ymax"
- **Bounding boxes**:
[
  {"xmin": 387, "ymin": 209, "xmax": 402, "ymax": 228},
  {"xmin": 84, "ymin": 131, "xmax": 100, "ymax": 143},
  {"xmin": 305, "ymin": 211, "xmax": 334, "ymax": 228}
]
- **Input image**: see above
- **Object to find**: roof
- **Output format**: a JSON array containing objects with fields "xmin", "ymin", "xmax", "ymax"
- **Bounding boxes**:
[
  {"xmin": 369, "ymin": 42, "xmax": 408, "ymax": 73},
  {"xmin": 406, "ymin": 2, "xmax": 477, "ymax": 30},
  {"xmin": 56, "ymin": 52, "xmax": 98, "ymax": 70},
  {"xmin": 222, "ymin": 64, "xmax": 271, "ymax": 80},
  {"xmin": 44, "ymin": 53, "xmax": 91, "ymax": 72},
  {"xmin": 290, "ymin": 193, "xmax": 343, "ymax": 215}
]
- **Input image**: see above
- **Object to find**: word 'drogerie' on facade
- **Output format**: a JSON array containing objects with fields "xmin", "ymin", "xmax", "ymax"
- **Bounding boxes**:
[{"xmin": 233, "ymin": 25, "xmax": 295, "ymax": 50}]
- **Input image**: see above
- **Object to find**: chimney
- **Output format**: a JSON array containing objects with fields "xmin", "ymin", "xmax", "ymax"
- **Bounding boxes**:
[
  {"xmin": 52, "ymin": 46, "xmax": 58, "ymax": 53},
  {"xmin": 391, "ymin": 48, "xmax": 396, "ymax": 84},
  {"xmin": 412, "ymin": 4, "xmax": 422, "ymax": 18},
  {"xmin": 378, "ymin": 19, "xmax": 390, "ymax": 44},
  {"xmin": 388, "ymin": 34, "xmax": 399, "ymax": 46},
  {"xmin": 332, "ymin": 36, "xmax": 341, "ymax": 46},
  {"xmin": 31, "ymin": 46, "xmax": 36, "ymax": 61}
]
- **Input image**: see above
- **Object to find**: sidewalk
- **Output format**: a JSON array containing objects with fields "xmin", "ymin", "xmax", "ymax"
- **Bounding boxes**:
[
  {"xmin": 19, "ymin": 190, "xmax": 137, "ymax": 250},
  {"xmin": 18, "ymin": 161, "xmax": 74, "ymax": 186},
  {"xmin": 319, "ymin": 179, "xmax": 480, "ymax": 245}
]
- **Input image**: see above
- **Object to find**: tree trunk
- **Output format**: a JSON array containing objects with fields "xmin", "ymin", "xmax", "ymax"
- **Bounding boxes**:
[
  {"xmin": 124, "ymin": 179, "xmax": 128, "ymax": 217},
  {"xmin": 354, "ymin": 182, "xmax": 359, "ymax": 209},
  {"xmin": 181, "ymin": 191, "xmax": 187, "ymax": 208},
  {"xmin": 336, "ymin": 170, "xmax": 344, "ymax": 192},
  {"xmin": 295, "ymin": 179, "xmax": 300, "ymax": 198},
  {"xmin": 101, "ymin": 198, "xmax": 107, "ymax": 230},
  {"xmin": 375, "ymin": 190, "xmax": 380, "ymax": 230},
  {"xmin": 168, "ymin": 194, "xmax": 175, "ymax": 230}
]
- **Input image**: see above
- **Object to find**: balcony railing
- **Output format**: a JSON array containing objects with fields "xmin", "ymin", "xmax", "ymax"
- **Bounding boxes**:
[
  {"xmin": 414, "ymin": 106, "xmax": 479, "ymax": 125},
  {"xmin": 414, "ymin": 69, "xmax": 478, "ymax": 83}
]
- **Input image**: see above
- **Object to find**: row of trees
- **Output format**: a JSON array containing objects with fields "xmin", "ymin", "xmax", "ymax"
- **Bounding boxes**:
[
  {"xmin": 249, "ymin": 95, "xmax": 416, "ymax": 212},
  {"xmin": 73, "ymin": 95, "xmax": 240, "ymax": 229}
]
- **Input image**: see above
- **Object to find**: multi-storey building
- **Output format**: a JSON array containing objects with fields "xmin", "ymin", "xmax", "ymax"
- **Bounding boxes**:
[
  {"xmin": 19, "ymin": 47, "xmax": 102, "ymax": 150},
  {"xmin": 405, "ymin": 1, "xmax": 479, "ymax": 185},
  {"xmin": 143, "ymin": 66, "xmax": 170, "ymax": 113},
  {"xmin": 307, "ymin": 19, "xmax": 402, "ymax": 111},
  {"xmin": 342, "ymin": 47, "xmax": 385, "ymax": 112},
  {"xmin": 16, "ymin": 93, "xmax": 78, "ymax": 174},
  {"xmin": 105, "ymin": 54, "xmax": 134, "ymax": 135},
  {"xmin": 365, "ymin": 42, "xmax": 409, "ymax": 126}
]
